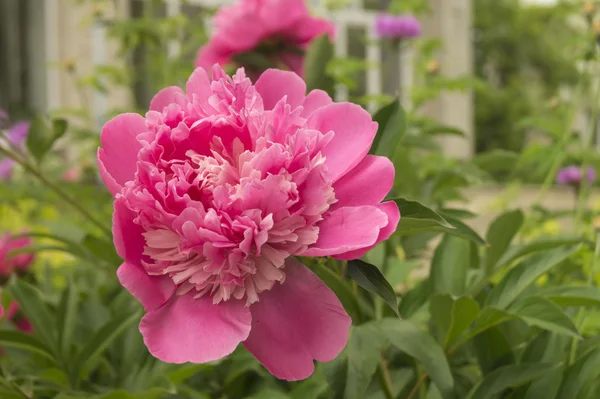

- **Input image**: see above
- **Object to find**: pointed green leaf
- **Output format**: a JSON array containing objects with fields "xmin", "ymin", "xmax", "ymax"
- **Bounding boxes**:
[
  {"xmin": 26, "ymin": 115, "xmax": 68, "ymax": 162},
  {"xmin": 484, "ymin": 210, "xmax": 524, "ymax": 273},
  {"xmin": 0, "ymin": 330, "xmax": 55, "ymax": 360},
  {"xmin": 370, "ymin": 99, "xmax": 407, "ymax": 158},
  {"xmin": 466, "ymin": 363, "xmax": 557, "ymax": 399},
  {"xmin": 485, "ymin": 245, "xmax": 579, "ymax": 309},
  {"xmin": 8, "ymin": 278, "xmax": 57, "ymax": 351},
  {"xmin": 344, "ymin": 322, "xmax": 386, "ymax": 399},
  {"xmin": 304, "ymin": 34, "xmax": 334, "ymax": 93},
  {"xmin": 539, "ymin": 285, "xmax": 600, "ymax": 307},
  {"xmin": 430, "ymin": 236, "xmax": 471, "ymax": 295},
  {"xmin": 57, "ymin": 283, "xmax": 78, "ymax": 361},
  {"xmin": 508, "ymin": 296, "xmax": 579, "ymax": 338},
  {"xmin": 429, "ymin": 295, "xmax": 480, "ymax": 348},
  {"xmin": 348, "ymin": 259, "xmax": 400, "ymax": 317},
  {"xmin": 557, "ymin": 349, "xmax": 600, "ymax": 399},
  {"xmin": 380, "ymin": 319, "xmax": 454, "ymax": 394},
  {"xmin": 497, "ymin": 236, "xmax": 585, "ymax": 268}
]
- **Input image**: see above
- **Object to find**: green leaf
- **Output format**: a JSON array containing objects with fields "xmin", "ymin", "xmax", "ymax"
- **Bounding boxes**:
[
  {"xmin": 525, "ymin": 367, "xmax": 564, "ymax": 399},
  {"xmin": 508, "ymin": 296, "xmax": 580, "ymax": 338},
  {"xmin": 473, "ymin": 150, "xmax": 519, "ymax": 174},
  {"xmin": 472, "ymin": 327, "xmax": 515, "ymax": 375},
  {"xmin": 167, "ymin": 364, "xmax": 209, "ymax": 385},
  {"xmin": 484, "ymin": 210, "xmax": 524, "ymax": 273},
  {"xmin": 422, "ymin": 125, "xmax": 465, "ymax": 137},
  {"xmin": 370, "ymin": 99, "xmax": 407, "ymax": 158},
  {"xmin": 430, "ymin": 236, "xmax": 471, "ymax": 295},
  {"xmin": 311, "ymin": 262, "xmax": 362, "ymax": 323},
  {"xmin": 557, "ymin": 349, "xmax": 600, "ymax": 399},
  {"xmin": 398, "ymin": 281, "xmax": 432, "ymax": 319},
  {"xmin": 456, "ymin": 307, "xmax": 513, "ymax": 347},
  {"xmin": 26, "ymin": 115, "xmax": 68, "ymax": 162},
  {"xmin": 429, "ymin": 295, "xmax": 480, "ymax": 348},
  {"xmin": 380, "ymin": 319, "xmax": 454, "ymax": 394},
  {"xmin": 0, "ymin": 330, "xmax": 55, "ymax": 360},
  {"xmin": 485, "ymin": 245, "xmax": 579, "ymax": 309},
  {"xmin": 304, "ymin": 34, "xmax": 334, "ymax": 93},
  {"xmin": 347, "ymin": 260, "xmax": 399, "ymax": 317},
  {"xmin": 72, "ymin": 309, "xmax": 141, "ymax": 383},
  {"xmin": 290, "ymin": 369, "xmax": 328, "ymax": 399},
  {"xmin": 82, "ymin": 234, "xmax": 121, "ymax": 265},
  {"xmin": 496, "ymin": 236, "xmax": 585, "ymax": 269},
  {"xmin": 393, "ymin": 199, "xmax": 485, "ymax": 245},
  {"xmin": 57, "ymin": 283, "xmax": 78, "ymax": 361},
  {"xmin": 538, "ymin": 285, "xmax": 600, "ymax": 307},
  {"xmin": 245, "ymin": 389, "xmax": 290, "ymax": 399},
  {"xmin": 344, "ymin": 322, "xmax": 386, "ymax": 399},
  {"xmin": 8, "ymin": 278, "xmax": 57, "ymax": 351},
  {"xmin": 466, "ymin": 363, "xmax": 557, "ymax": 399}
]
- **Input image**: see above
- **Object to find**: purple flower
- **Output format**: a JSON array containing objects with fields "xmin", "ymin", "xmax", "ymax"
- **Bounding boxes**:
[
  {"xmin": 556, "ymin": 165, "xmax": 596, "ymax": 186},
  {"xmin": 375, "ymin": 14, "xmax": 421, "ymax": 40}
]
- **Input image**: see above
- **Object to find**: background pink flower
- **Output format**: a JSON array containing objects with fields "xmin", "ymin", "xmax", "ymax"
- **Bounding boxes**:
[
  {"xmin": 196, "ymin": 0, "xmax": 335, "ymax": 78},
  {"xmin": 0, "ymin": 233, "xmax": 35, "ymax": 276},
  {"xmin": 98, "ymin": 66, "xmax": 399, "ymax": 381}
]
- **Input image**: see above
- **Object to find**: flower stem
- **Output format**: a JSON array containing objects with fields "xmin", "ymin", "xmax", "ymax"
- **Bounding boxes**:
[
  {"xmin": 377, "ymin": 356, "xmax": 395, "ymax": 399},
  {"xmin": 407, "ymin": 372, "xmax": 427, "ymax": 399},
  {"xmin": 0, "ymin": 147, "xmax": 112, "ymax": 238}
]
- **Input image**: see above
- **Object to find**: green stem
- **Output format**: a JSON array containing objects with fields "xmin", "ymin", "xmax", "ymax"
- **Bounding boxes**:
[
  {"xmin": 0, "ymin": 147, "xmax": 112, "ymax": 238},
  {"xmin": 377, "ymin": 357, "xmax": 395, "ymax": 399}
]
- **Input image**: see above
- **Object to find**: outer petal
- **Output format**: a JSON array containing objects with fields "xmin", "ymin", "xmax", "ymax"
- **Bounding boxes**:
[
  {"xmin": 99, "ymin": 113, "xmax": 146, "ymax": 186},
  {"xmin": 244, "ymin": 258, "xmax": 351, "ymax": 381},
  {"xmin": 117, "ymin": 262, "xmax": 176, "ymax": 311},
  {"xmin": 302, "ymin": 205, "xmax": 388, "ymax": 257},
  {"xmin": 97, "ymin": 149, "xmax": 122, "ymax": 196},
  {"xmin": 300, "ymin": 89, "xmax": 333, "ymax": 118},
  {"xmin": 150, "ymin": 86, "xmax": 185, "ymax": 112},
  {"xmin": 331, "ymin": 155, "xmax": 395, "ymax": 209},
  {"xmin": 113, "ymin": 196, "xmax": 145, "ymax": 264},
  {"xmin": 335, "ymin": 201, "xmax": 400, "ymax": 260},
  {"xmin": 186, "ymin": 68, "xmax": 212, "ymax": 101},
  {"xmin": 141, "ymin": 294, "xmax": 251, "ymax": 364},
  {"xmin": 255, "ymin": 69, "xmax": 306, "ymax": 110},
  {"xmin": 307, "ymin": 103, "xmax": 378, "ymax": 181}
]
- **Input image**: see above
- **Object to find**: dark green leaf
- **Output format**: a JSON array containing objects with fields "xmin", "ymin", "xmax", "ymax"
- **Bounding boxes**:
[
  {"xmin": 72, "ymin": 309, "xmax": 141, "ymax": 382},
  {"xmin": 557, "ymin": 349, "xmax": 600, "ymax": 399},
  {"xmin": 290, "ymin": 370, "xmax": 328, "ymax": 399},
  {"xmin": 393, "ymin": 199, "xmax": 485, "ymax": 245},
  {"xmin": 398, "ymin": 281, "xmax": 432, "ymax": 319},
  {"xmin": 430, "ymin": 236, "xmax": 471, "ymax": 295},
  {"xmin": 472, "ymin": 327, "xmax": 515, "ymax": 375},
  {"xmin": 508, "ymin": 296, "xmax": 579, "ymax": 338},
  {"xmin": 466, "ymin": 363, "xmax": 557, "ymax": 399},
  {"xmin": 304, "ymin": 34, "xmax": 334, "ymax": 93},
  {"xmin": 422, "ymin": 125, "xmax": 465, "ymax": 136},
  {"xmin": 429, "ymin": 295, "xmax": 480, "ymax": 348},
  {"xmin": 57, "ymin": 283, "xmax": 78, "ymax": 361},
  {"xmin": 485, "ymin": 245, "xmax": 579, "ymax": 309},
  {"xmin": 539, "ymin": 285, "xmax": 600, "ymax": 307},
  {"xmin": 8, "ymin": 278, "xmax": 57, "ymax": 351},
  {"xmin": 370, "ymin": 99, "xmax": 407, "ymax": 158},
  {"xmin": 456, "ymin": 307, "xmax": 513, "ymax": 348},
  {"xmin": 348, "ymin": 260, "xmax": 400, "ymax": 317},
  {"xmin": 473, "ymin": 150, "xmax": 519, "ymax": 174},
  {"xmin": 380, "ymin": 319, "xmax": 454, "ymax": 394},
  {"xmin": 484, "ymin": 210, "xmax": 524, "ymax": 273},
  {"xmin": 311, "ymin": 262, "xmax": 362, "ymax": 323},
  {"xmin": 0, "ymin": 330, "xmax": 55, "ymax": 360},
  {"xmin": 82, "ymin": 234, "xmax": 121, "ymax": 265},
  {"xmin": 525, "ymin": 367, "xmax": 564, "ymax": 399},
  {"xmin": 344, "ymin": 322, "xmax": 385, "ymax": 399}
]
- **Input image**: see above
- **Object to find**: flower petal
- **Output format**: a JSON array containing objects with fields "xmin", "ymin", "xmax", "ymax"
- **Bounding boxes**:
[
  {"xmin": 302, "ymin": 205, "xmax": 388, "ymax": 257},
  {"xmin": 97, "ymin": 149, "xmax": 122, "ymax": 196},
  {"xmin": 244, "ymin": 258, "xmax": 351, "ymax": 381},
  {"xmin": 99, "ymin": 113, "xmax": 146, "ymax": 186},
  {"xmin": 307, "ymin": 103, "xmax": 378, "ymax": 181},
  {"xmin": 113, "ymin": 196, "xmax": 145, "ymax": 264},
  {"xmin": 334, "ymin": 201, "xmax": 400, "ymax": 260},
  {"xmin": 300, "ymin": 89, "xmax": 333, "ymax": 118},
  {"xmin": 332, "ymin": 155, "xmax": 395, "ymax": 209},
  {"xmin": 117, "ymin": 262, "xmax": 176, "ymax": 311},
  {"xmin": 255, "ymin": 69, "xmax": 306, "ymax": 110},
  {"xmin": 150, "ymin": 86, "xmax": 186, "ymax": 112},
  {"xmin": 141, "ymin": 294, "xmax": 251, "ymax": 364}
]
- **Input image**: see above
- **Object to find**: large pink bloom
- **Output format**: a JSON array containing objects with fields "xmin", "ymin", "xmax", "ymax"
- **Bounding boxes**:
[
  {"xmin": 196, "ymin": 0, "xmax": 335, "ymax": 77},
  {"xmin": 0, "ymin": 233, "xmax": 35, "ymax": 276},
  {"xmin": 98, "ymin": 66, "xmax": 399, "ymax": 380}
]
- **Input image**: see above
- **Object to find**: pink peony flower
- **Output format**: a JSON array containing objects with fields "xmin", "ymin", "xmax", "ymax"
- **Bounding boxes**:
[
  {"xmin": 196, "ymin": 0, "xmax": 335, "ymax": 78},
  {"xmin": 97, "ymin": 66, "xmax": 399, "ymax": 380},
  {"xmin": 0, "ymin": 233, "xmax": 35, "ymax": 276},
  {"xmin": 3, "ymin": 301, "xmax": 33, "ymax": 333}
]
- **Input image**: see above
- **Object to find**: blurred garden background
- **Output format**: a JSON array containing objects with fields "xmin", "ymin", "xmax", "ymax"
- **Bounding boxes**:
[{"xmin": 1, "ymin": 0, "xmax": 600, "ymax": 398}]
